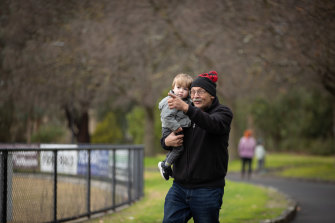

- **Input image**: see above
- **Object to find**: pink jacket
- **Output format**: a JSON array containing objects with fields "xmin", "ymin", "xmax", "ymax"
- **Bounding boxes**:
[{"xmin": 238, "ymin": 136, "xmax": 256, "ymax": 158}]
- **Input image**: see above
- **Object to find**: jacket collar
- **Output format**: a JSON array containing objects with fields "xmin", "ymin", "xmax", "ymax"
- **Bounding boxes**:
[{"xmin": 204, "ymin": 97, "xmax": 219, "ymax": 112}]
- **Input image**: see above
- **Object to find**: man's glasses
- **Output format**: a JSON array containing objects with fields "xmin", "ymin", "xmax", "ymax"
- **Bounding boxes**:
[{"xmin": 190, "ymin": 89, "xmax": 207, "ymax": 96}]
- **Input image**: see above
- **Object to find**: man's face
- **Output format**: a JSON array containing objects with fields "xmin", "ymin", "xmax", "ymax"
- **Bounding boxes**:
[{"xmin": 190, "ymin": 87, "xmax": 215, "ymax": 111}]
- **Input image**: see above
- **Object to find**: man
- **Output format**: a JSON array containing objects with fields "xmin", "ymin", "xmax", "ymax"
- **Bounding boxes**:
[{"xmin": 160, "ymin": 71, "xmax": 233, "ymax": 223}]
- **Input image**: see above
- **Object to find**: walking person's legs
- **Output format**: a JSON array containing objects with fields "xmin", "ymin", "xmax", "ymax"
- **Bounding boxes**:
[
  {"xmin": 189, "ymin": 187, "xmax": 224, "ymax": 223},
  {"xmin": 247, "ymin": 158, "xmax": 252, "ymax": 179},
  {"xmin": 259, "ymin": 158, "xmax": 264, "ymax": 173},
  {"xmin": 163, "ymin": 182, "xmax": 192, "ymax": 223},
  {"xmin": 241, "ymin": 158, "xmax": 246, "ymax": 178}
]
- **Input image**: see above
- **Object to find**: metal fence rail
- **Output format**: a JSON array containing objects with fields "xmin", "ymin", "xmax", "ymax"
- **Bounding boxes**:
[{"xmin": 0, "ymin": 144, "xmax": 144, "ymax": 223}]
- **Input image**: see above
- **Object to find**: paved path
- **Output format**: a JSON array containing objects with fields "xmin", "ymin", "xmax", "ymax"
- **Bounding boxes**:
[{"xmin": 226, "ymin": 173, "xmax": 335, "ymax": 223}]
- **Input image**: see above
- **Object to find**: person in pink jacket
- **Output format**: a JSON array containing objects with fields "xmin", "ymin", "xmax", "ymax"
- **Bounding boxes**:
[{"xmin": 238, "ymin": 129, "xmax": 256, "ymax": 179}]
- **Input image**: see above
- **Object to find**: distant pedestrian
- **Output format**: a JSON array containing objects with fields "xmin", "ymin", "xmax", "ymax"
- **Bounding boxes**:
[
  {"xmin": 238, "ymin": 129, "xmax": 256, "ymax": 179},
  {"xmin": 255, "ymin": 138, "xmax": 266, "ymax": 173}
]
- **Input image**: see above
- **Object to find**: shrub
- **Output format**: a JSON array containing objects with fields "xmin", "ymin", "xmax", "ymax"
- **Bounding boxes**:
[
  {"xmin": 31, "ymin": 125, "xmax": 65, "ymax": 143},
  {"xmin": 91, "ymin": 112, "xmax": 123, "ymax": 143},
  {"xmin": 250, "ymin": 88, "xmax": 334, "ymax": 155}
]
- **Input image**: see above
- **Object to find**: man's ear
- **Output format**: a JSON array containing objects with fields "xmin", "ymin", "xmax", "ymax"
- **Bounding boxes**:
[{"xmin": 211, "ymin": 96, "xmax": 215, "ymax": 100}]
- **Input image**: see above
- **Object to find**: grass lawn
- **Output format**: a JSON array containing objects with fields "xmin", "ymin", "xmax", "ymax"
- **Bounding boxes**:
[
  {"xmin": 85, "ymin": 155, "xmax": 288, "ymax": 223},
  {"xmin": 228, "ymin": 153, "xmax": 335, "ymax": 182}
]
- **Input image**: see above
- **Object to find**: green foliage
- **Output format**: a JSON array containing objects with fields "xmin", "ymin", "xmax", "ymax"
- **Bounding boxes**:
[
  {"xmin": 250, "ymin": 97, "xmax": 283, "ymax": 145},
  {"xmin": 31, "ymin": 125, "xmax": 65, "ymax": 143},
  {"xmin": 250, "ymin": 88, "xmax": 334, "ymax": 154},
  {"xmin": 91, "ymin": 112, "xmax": 123, "ymax": 143},
  {"xmin": 126, "ymin": 107, "xmax": 145, "ymax": 144},
  {"xmin": 126, "ymin": 105, "xmax": 163, "ymax": 153},
  {"xmin": 280, "ymin": 137, "xmax": 335, "ymax": 155}
]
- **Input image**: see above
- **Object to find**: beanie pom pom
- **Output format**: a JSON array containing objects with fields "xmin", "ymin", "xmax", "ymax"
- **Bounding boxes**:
[
  {"xmin": 208, "ymin": 71, "xmax": 218, "ymax": 83},
  {"xmin": 198, "ymin": 71, "xmax": 218, "ymax": 83}
]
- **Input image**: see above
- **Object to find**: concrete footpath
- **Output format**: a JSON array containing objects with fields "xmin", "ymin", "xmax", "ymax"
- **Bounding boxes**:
[{"xmin": 227, "ymin": 173, "xmax": 335, "ymax": 223}]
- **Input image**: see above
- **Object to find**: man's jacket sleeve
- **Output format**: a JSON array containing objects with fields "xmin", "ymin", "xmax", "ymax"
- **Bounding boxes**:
[{"xmin": 186, "ymin": 104, "xmax": 233, "ymax": 135}]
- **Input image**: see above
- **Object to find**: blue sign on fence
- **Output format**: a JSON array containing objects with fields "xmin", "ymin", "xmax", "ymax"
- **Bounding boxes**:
[
  {"xmin": 77, "ymin": 150, "xmax": 110, "ymax": 177},
  {"xmin": 77, "ymin": 150, "xmax": 88, "ymax": 175},
  {"xmin": 91, "ymin": 150, "xmax": 109, "ymax": 177}
]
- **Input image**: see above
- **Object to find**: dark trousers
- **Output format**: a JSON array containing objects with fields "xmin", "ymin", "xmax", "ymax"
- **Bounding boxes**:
[
  {"xmin": 163, "ymin": 182, "xmax": 224, "ymax": 223},
  {"xmin": 241, "ymin": 157, "xmax": 253, "ymax": 178}
]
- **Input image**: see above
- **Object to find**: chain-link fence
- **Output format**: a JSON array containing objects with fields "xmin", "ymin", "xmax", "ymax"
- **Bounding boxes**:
[{"xmin": 0, "ymin": 144, "xmax": 144, "ymax": 223}]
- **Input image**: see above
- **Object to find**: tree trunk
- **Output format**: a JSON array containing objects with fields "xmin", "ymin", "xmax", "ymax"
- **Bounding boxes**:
[
  {"xmin": 224, "ymin": 99, "xmax": 238, "ymax": 160},
  {"xmin": 64, "ymin": 106, "xmax": 91, "ymax": 143},
  {"xmin": 229, "ymin": 120, "xmax": 238, "ymax": 160},
  {"xmin": 333, "ymin": 102, "xmax": 335, "ymax": 167},
  {"xmin": 332, "ymin": 102, "xmax": 335, "ymax": 141},
  {"xmin": 26, "ymin": 114, "xmax": 32, "ymax": 143},
  {"xmin": 77, "ymin": 111, "xmax": 90, "ymax": 143},
  {"xmin": 144, "ymin": 105, "xmax": 156, "ymax": 157}
]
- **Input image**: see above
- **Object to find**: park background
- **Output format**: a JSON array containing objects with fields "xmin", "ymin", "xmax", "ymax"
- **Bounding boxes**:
[
  {"xmin": 1, "ymin": 1, "xmax": 335, "ymax": 222},
  {"xmin": 1, "ymin": 1, "xmax": 334, "ymax": 160}
]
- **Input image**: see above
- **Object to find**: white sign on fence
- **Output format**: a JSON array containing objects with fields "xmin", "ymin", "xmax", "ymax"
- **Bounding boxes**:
[
  {"xmin": 40, "ymin": 151, "xmax": 78, "ymax": 175},
  {"xmin": 13, "ymin": 151, "xmax": 38, "ymax": 168}
]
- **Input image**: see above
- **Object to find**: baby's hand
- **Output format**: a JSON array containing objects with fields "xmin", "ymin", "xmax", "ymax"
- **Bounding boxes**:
[
  {"xmin": 174, "ymin": 127, "xmax": 183, "ymax": 133},
  {"xmin": 168, "ymin": 93, "xmax": 189, "ymax": 112}
]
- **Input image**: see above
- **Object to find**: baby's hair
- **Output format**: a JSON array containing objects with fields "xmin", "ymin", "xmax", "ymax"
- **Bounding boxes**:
[{"xmin": 172, "ymin": 73, "xmax": 193, "ymax": 89}]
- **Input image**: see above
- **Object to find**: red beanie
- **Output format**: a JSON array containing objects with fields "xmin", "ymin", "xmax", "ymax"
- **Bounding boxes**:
[{"xmin": 191, "ymin": 71, "xmax": 218, "ymax": 97}]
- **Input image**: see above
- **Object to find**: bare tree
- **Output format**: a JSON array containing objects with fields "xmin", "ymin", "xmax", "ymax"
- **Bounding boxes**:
[
  {"xmin": 292, "ymin": 0, "xmax": 335, "ymax": 139},
  {"xmin": 2, "ymin": 0, "xmax": 332, "ymax": 154},
  {"xmin": 1, "ymin": 0, "xmax": 78, "ymax": 141}
]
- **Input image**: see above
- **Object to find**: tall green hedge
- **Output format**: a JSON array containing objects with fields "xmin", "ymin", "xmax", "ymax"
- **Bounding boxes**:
[{"xmin": 250, "ymin": 89, "xmax": 334, "ymax": 155}]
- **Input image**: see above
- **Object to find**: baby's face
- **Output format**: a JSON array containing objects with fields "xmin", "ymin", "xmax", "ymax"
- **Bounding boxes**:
[{"xmin": 173, "ymin": 84, "xmax": 189, "ymax": 99}]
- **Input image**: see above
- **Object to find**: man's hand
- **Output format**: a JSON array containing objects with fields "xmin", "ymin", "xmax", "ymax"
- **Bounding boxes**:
[
  {"xmin": 165, "ymin": 131, "xmax": 184, "ymax": 147},
  {"xmin": 168, "ymin": 93, "xmax": 189, "ymax": 112}
]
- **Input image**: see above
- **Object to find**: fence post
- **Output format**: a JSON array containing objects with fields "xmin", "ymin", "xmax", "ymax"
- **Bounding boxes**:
[
  {"xmin": 139, "ymin": 149, "xmax": 144, "ymax": 197},
  {"xmin": 53, "ymin": 150, "xmax": 58, "ymax": 222},
  {"xmin": 127, "ymin": 148, "xmax": 132, "ymax": 205},
  {"xmin": 134, "ymin": 150, "xmax": 140, "ymax": 200},
  {"xmin": 1, "ymin": 151, "xmax": 8, "ymax": 223},
  {"xmin": 87, "ymin": 149, "xmax": 91, "ymax": 218},
  {"xmin": 137, "ymin": 149, "xmax": 142, "ymax": 199},
  {"xmin": 112, "ymin": 149, "xmax": 116, "ymax": 210}
]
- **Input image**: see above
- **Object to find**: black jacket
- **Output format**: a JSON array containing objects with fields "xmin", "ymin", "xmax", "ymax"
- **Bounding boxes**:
[{"xmin": 161, "ymin": 97, "xmax": 233, "ymax": 188}]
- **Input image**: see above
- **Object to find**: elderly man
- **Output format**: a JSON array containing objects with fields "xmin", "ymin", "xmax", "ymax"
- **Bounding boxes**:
[{"xmin": 160, "ymin": 71, "xmax": 233, "ymax": 223}]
